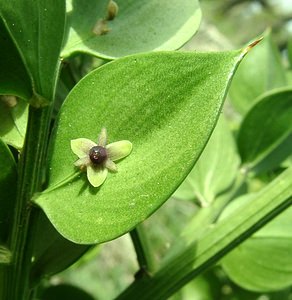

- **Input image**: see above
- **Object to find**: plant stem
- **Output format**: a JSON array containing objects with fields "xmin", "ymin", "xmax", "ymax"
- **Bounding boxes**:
[
  {"xmin": 130, "ymin": 224, "xmax": 156, "ymax": 276},
  {"xmin": 3, "ymin": 105, "xmax": 52, "ymax": 300}
]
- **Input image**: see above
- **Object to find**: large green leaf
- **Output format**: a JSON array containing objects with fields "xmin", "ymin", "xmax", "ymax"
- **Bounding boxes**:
[
  {"xmin": 220, "ymin": 194, "xmax": 292, "ymax": 292},
  {"xmin": 0, "ymin": 139, "xmax": 17, "ymax": 243},
  {"xmin": 0, "ymin": 97, "xmax": 28, "ymax": 150},
  {"xmin": 228, "ymin": 32, "xmax": 287, "ymax": 115},
  {"xmin": 237, "ymin": 88, "xmax": 292, "ymax": 171},
  {"xmin": 0, "ymin": 0, "xmax": 66, "ymax": 101},
  {"xmin": 173, "ymin": 116, "xmax": 240, "ymax": 206},
  {"xmin": 62, "ymin": 0, "xmax": 201, "ymax": 59},
  {"xmin": 0, "ymin": 19, "xmax": 31, "ymax": 100},
  {"xmin": 35, "ymin": 49, "xmax": 246, "ymax": 244}
]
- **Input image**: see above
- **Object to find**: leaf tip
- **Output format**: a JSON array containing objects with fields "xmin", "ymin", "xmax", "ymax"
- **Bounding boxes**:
[{"xmin": 241, "ymin": 37, "xmax": 264, "ymax": 57}]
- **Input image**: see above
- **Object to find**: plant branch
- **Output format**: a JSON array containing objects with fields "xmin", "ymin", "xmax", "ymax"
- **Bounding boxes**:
[
  {"xmin": 130, "ymin": 224, "xmax": 156, "ymax": 276},
  {"xmin": 3, "ymin": 104, "xmax": 52, "ymax": 300}
]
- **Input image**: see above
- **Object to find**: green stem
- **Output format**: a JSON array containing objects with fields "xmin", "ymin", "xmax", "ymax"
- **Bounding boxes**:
[
  {"xmin": 130, "ymin": 224, "xmax": 156, "ymax": 276},
  {"xmin": 3, "ymin": 105, "xmax": 52, "ymax": 300}
]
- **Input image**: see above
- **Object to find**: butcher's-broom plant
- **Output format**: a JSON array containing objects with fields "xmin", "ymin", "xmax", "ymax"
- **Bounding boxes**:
[{"xmin": 0, "ymin": 1, "xmax": 291, "ymax": 299}]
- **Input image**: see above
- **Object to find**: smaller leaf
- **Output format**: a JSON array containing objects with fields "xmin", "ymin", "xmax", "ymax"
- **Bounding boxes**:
[
  {"xmin": 0, "ymin": 19, "xmax": 32, "ymax": 100},
  {"xmin": 220, "ymin": 194, "xmax": 292, "ymax": 292},
  {"xmin": 253, "ymin": 134, "xmax": 292, "ymax": 175},
  {"xmin": 0, "ymin": 0, "xmax": 66, "ymax": 100},
  {"xmin": 0, "ymin": 139, "xmax": 17, "ymax": 243},
  {"xmin": 229, "ymin": 32, "xmax": 287, "ymax": 114},
  {"xmin": 173, "ymin": 116, "xmax": 240, "ymax": 206},
  {"xmin": 0, "ymin": 96, "xmax": 28, "ymax": 149},
  {"xmin": 237, "ymin": 88, "xmax": 292, "ymax": 171},
  {"xmin": 62, "ymin": 0, "xmax": 202, "ymax": 59}
]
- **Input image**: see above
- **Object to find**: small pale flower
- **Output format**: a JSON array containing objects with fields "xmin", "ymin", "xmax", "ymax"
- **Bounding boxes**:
[{"xmin": 71, "ymin": 128, "xmax": 132, "ymax": 187}]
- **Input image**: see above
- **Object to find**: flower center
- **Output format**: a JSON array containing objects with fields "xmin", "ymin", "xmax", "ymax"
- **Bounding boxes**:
[{"xmin": 89, "ymin": 146, "xmax": 107, "ymax": 165}]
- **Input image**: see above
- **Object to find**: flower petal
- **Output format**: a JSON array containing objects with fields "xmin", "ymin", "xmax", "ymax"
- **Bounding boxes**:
[
  {"xmin": 105, "ymin": 159, "xmax": 117, "ymax": 172},
  {"xmin": 87, "ymin": 165, "xmax": 108, "ymax": 187},
  {"xmin": 98, "ymin": 127, "xmax": 107, "ymax": 147},
  {"xmin": 71, "ymin": 138, "xmax": 96, "ymax": 158},
  {"xmin": 106, "ymin": 140, "xmax": 132, "ymax": 161},
  {"xmin": 74, "ymin": 157, "xmax": 90, "ymax": 167}
]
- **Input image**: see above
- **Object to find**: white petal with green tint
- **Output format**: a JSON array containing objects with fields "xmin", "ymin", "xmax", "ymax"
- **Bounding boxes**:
[
  {"xmin": 74, "ymin": 156, "xmax": 90, "ymax": 167},
  {"xmin": 105, "ymin": 159, "xmax": 117, "ymax": 172},
  {"xmin": 87, "ymin": 166, "xmax": 108, "ymax": 188},
  {"xmin": 98, "ymin": 128, "xmax": 107, "ymax": 146},
  {"xmin": 106, "ymin": 140, "xmax": 132, "ymax": 161},
  {"xmin": 71, "ymin": 138, "xmax": 96, "ymax": 158}
]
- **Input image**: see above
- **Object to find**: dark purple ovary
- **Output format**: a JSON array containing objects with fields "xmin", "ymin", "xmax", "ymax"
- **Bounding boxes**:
[{"xmin": 89, "ymin": 146, "xmax": 107, "ymax": 165}]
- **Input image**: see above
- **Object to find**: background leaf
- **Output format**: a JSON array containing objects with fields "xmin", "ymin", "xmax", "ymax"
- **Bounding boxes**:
[
  {"xmin": 41, "ymin": 284, "xmax": 95, "ymax": 300},
  {"xmin": 35, "ymin": 49, "xmax": 244, "ymax": 244},
  {"xmin": 237, "ymin": 88, "xmax": 292, "ymax": 172},
  {"xmin": 228, "ymin": 32, "xmax": 287, "ymax": 115},
  {"xmin": 0, "ymin": 139, "xmax": 17, "ymax": 243},
  {"xmin": 0, "ymin": 19, "xmax": 31, "ymax": 100},
  {"xmin": 173, "ymin": 116, "xmax": 240, "ymax": 206},
  {"xmin": 0, "ymin": 0, "xmax": 66, "ymax": 100},
  {"xmin": 62, "ymin": 0, "xmax": 202, "ymax": 59},
  {"xmin": 30, "ymin": 211, "xmax": 90, "ymax": 283},
  {"xmin": 0, "ymin": 18, "xmax": 30, "ymax": 149},
  {"xmin": 0, "ymin": 97, "xmax": 28, "ymax": 149},
  {"xmin": 220, "ymin": 194, "xmax": 292, "ymax": 292}
]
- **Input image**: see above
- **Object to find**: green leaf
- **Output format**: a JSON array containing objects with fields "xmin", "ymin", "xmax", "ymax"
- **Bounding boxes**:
[
  {"xmin": 221, "ymin": 194, "xmax": 292, "ymax": 292},
  {"xmin": 34, "ymin": 49, "xmax": 246, "ymax": 244},
  {"xmin": 173, "ymin": 272, "xmax": 220, "ymax": 300},
  {"xmin": 0, "ymin": 19, "xmax": 31, "ymax": 100},
  {"xmin": 237, "ymin": 88, "xmax": 292, "ymax": 171},
  {"xmin": 0, "ymin": 0, "xmax": 66, "ymax": 101},
  {"xmin": 173, "ymin": 116, "xmax": 240, "ymax": 206},
  {"xmin": 41, "ymin": 284, "xmax": 95, "ymax": 300},
  {"xmin": 62, "ymin": 0, "xmax": 202, "ymax": 59},
  {"xmin": 0, "ymin": 18, "xmax": 30, "ymax": 149},
  {"xmin": 0, "ymin": 139, "xmax": 17, "ymax": 243},
  {"xmin": 30, "ymin": 211, "xmax": 90, "ymax": 283},
  {"xmin": 229, "ymin": 32, "xmax": 287, "ymax": 114},
  {"xmin": 116, "ymin": 167, "xmax": 292, "ymax": 300},
  {"xmin": 0, "ymin": 97, "xmax": 28, "ymax": 149},
  {"xmin": 254, "ymin": 135, "xmax": 292, "ymax": 175}
]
